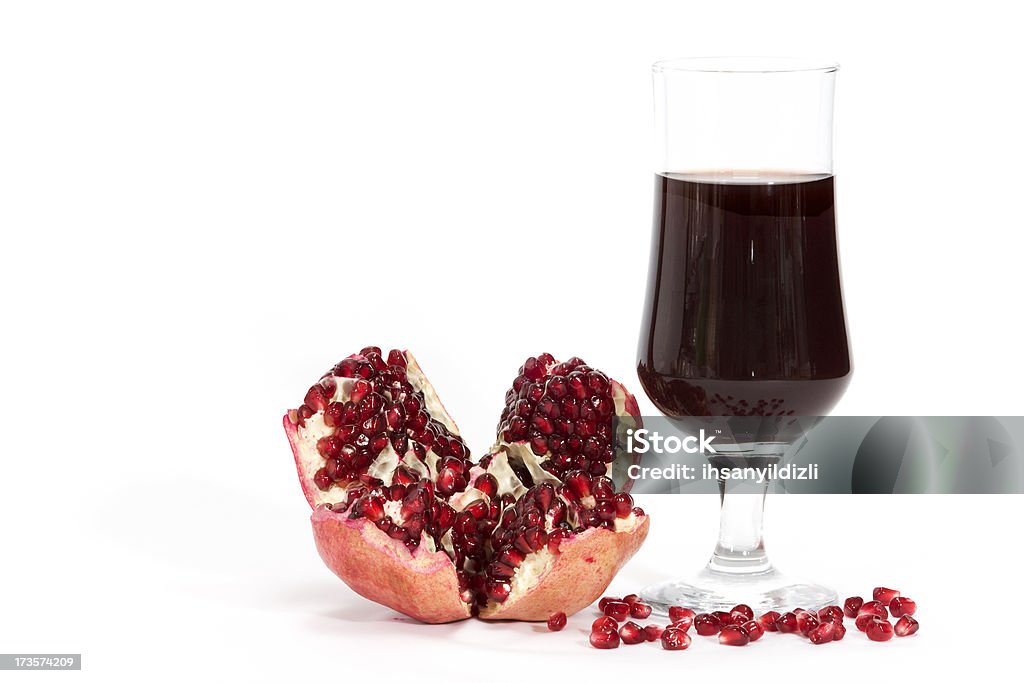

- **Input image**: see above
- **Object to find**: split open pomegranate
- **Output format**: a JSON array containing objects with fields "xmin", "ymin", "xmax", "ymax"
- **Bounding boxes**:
[{"xmin": 284, "ymin": 348, "xmax": 649, "ymax": 623}]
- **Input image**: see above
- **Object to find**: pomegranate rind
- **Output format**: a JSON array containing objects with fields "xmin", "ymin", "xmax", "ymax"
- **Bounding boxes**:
[
  {"xmin": 310, "ymin": 506, "xmax": 472, "ymax": 624},
  {"xmin": 283, "ymin": 415, "xmax": 321, "ymax": 509},
  {"xmin": 478, "ymin": 515, "xmax": 650, "ymax": 621}
]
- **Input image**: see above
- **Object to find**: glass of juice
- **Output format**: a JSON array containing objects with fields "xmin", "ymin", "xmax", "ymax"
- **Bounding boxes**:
[{"xmin": 637, "ymin": 57, "xmax": 852, "ymax": 613}]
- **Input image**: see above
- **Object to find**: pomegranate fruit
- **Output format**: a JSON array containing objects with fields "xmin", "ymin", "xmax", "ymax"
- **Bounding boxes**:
[{"xmin": 285, "ymin": 349, "xmax": 649, "ymax": 624}]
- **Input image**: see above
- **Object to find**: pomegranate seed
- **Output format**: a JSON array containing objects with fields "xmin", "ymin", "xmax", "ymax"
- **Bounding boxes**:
[
  {"xmin": 629, "ymin": 602, "xmax": 652, "ymax": 619},
  {"xmin": 712, "ymin": 610, "xmax": 733, "ymax": 626},
  {"xmin": 592, "ymin": 616, "xmax": 618, "ymax": 633},
  {"xmin": 694, "ymin": 613, "xmax": 722, "ymax": 636},
  {"xmin": 894, "ymin": 615, "xmax": 919, "ymax": 637},
  {"xmin": 833, "ymin": 622, "xmax": 847, "ymax": 641},
  {"xmin": 872, "ymin": 587, "xmax": 900, "ymax": 606},
  {"xmin": 776, "ymin": 612, "xmax": 798, "ymax": 634},
  {"xmin": 759, "ymin": 611, "xmax": 781, "ymax": 632},
  {"xmin": 644, "ymin": 625, "xmax": 665, "ymax": 642},
  {"xmin": 808, "ymin": 622, "xmax": 836, "ymax": 645},
  {"xmin": 858, "ymin": 600, "xmax": 889, "ymax": 619},
  {"xmin": 590, "ymin": 629, "xmax": 620, "ymax": 649},
  {"xmin": 843, "ymin": 596, "xmax": 864, "ymax": 618},
  {"xmin": 613, "ymin": 492, "xmax": 634, "ymax": 518},
  {"xmin": 889, "ymin": 597, "xmax": 917, "ymax": 617},
  {"xmin": 718, "ymin": 625, "xmax": 750, "ymax": 646},
  {"xmin": 730, "ymin": 604, "xmax": 754, "ymax": 622},
  {"xmin": 743, "ymin": 619, "xmax": 764, "ymax": 641},
  {"xmin": 473, "ymin": 473, "xmax": 498, "ymax": 498},
  {"xmin": 668, "ymin": 606, "xmax": 696, "ymax": 623},
  {"xmin": 818, "ymin": 605, "xmax": 845, "ymax": 624},
  {"xmin": 598, "ymin": 596, "xmax": 618, "ymax": 611},
  {"xmin": 670, "ymin": 615, "xmax": 693, "ymax": 632},
  {"xmin": 796, "ymin": 611, "xmax": 819, "ymax": 636},
  {"xmin": 661, "ymin": 627, "xmax": 692, "ymax": 650},
  {"xmin": 866, "ymin": 619, "xmax": 894, "ymax": 642},
  {"xmin": 546, "ymin": 612, "xmax": 567, "ymax": 631},
  {"xmin": 603, "ymin": 600, "xmax": 630, "ymax": 622},
  {"xmin": 619, "ymin": 621, "xmax": 646, "ymax": 645},
  {"xmin": 622, "ymin": 594, "xmax": 639, "ymax": 604},
  {"xmin": 855, "ymin": 613, "xmax": 881, "ymax": 632}
]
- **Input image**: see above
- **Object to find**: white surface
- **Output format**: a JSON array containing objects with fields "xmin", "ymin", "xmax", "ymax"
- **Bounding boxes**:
[{"xmin": 1, "ymin": 1, "xmax": 1022, "ymax": 680}]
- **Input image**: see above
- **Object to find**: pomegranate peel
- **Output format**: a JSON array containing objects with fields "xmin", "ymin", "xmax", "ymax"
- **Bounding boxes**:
[{"xmin": 311, "ymin": 505, "xmax": 472, "ymax": 624}]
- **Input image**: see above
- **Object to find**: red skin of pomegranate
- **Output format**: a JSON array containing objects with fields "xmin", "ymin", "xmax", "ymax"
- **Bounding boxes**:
[{"xmin": 310, "ymin": 505, "xmax": 473, "ymax": 624}]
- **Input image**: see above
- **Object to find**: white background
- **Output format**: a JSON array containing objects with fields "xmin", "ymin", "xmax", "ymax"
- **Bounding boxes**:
[{"xmin": 1, "ymin": 0, "xmax": 1021, "ymax": 680}]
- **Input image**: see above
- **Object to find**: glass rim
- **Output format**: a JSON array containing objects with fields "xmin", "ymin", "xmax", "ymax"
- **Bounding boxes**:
[{"xmin": 652, "ymin": 56, "xmax": 839, "ymax": 74}]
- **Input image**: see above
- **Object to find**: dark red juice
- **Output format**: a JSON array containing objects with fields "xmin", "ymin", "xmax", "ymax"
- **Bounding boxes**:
[{"xmin": 637, "ymin": 172, "xmax": 852, "ymax": 417}]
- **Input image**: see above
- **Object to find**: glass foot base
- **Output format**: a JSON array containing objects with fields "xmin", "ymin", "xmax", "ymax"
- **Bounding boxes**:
[{"xmin": 640, "ymin": 567, "xmax": 836, "ymax": 615}]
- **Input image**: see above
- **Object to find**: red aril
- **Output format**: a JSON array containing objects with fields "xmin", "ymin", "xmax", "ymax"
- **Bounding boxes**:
[
  {"xmin": 662, "ymin": 627, "xmax": 692, "ymax": 650},
  {"xmin": 592, "ymin": 616, "xmax": 618, "ymax": 633},
  {"xmin": 796, "ymin": 610, "xmax": 819, "ymax": 636},
  {"xmin": 644, "ymin": 625, "xmax": 665, "ymax": 642},
  {"xmin": 775, "ymin": 612, "xmax": 799, "ymax": 634},
  {"xmin": 872, "ymin": 587, "xmax": 900, "ymax": 606},
  {"xmin": 894, "ymin": 615, "xmax": 920, "ymax": 637},
  {"xmin": 547, "ymin": 612, "xmax": 567, "ymax": 631},
  {"xmin": 694, "ymin": 613, "xmax": 723, "ymax": 636},
  {"xmin": 670, "ymin": 615, "xmax": 693, "ymax": 632},
  {"xmin": 832, "ymin": 622, "xmax": 847, "ymax": 641},
  {"xmin": 730, "ymin": 604, "xmax": 754, "ymax": 623},
  {"xmin": 808, "ymin": 622, "xmax": 835, "ymax": 645},
  {"xmin": 591, "ymin": 628, "xmax": 621, "ymax": 649},
  {"xmin": 759, "ymin": 611, "xmax": 781, "ymax": 632},
  {"xmin": 604, "ymin": 600, "xmax": 631, "ymax": 622},
  {"xmin": 889, "ymin": 596, "xmax": 917, "ymax": 617},
  {"xmin": 669, "ymin": 606, "xmax": 696, "ymax": 623},
  {"xmin": 858, "ymin": 601, "xmax": 889, "ymax": 620},
  {"xmin": 855, "ymin": 613, "xmax": 880, "ymax": 632},
  {"xmin": 622, "ymin": 594, "xmax": 639, "ymax": 604},
  {"xmin": 718, "ymin": 625, "xmax": 750, "ymax": 646},
  {"xmin": 866, "ymin": 619, "xmax": 894, "ymax": 642},
  {"xmin": 630, "ymin": 602, "xmax": 652, "ymax": 619},
  {"xmin": 619, "ymin": 621, "xmax": 646, "ymax": 645},
  {"xmin": 743, "ymin": 619, "xmax": 764, "ymax": 641},
  {"xmin": 598, "ymin": 596, "xmax": 618, "ymax": 611},
  {"xmin": 843, "ymin": 596, "xmax": 864, "ymax": 618},
  {"xmin": 818, "ymin": 605, "xmax": 844, "ymax": 624}
]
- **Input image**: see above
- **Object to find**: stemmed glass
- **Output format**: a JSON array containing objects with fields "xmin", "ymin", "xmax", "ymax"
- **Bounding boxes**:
[{"xmin": 636, "ymin": 57, "xmax": 852, "ymax": 613}]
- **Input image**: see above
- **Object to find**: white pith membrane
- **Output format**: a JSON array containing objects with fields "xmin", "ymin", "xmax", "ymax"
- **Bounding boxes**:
[{"xmin": 288, "ymin": 350, "xmax": 646, "ymax": 616}]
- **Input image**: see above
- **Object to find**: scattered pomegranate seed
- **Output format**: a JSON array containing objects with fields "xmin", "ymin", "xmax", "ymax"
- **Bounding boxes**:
[
  {"xmin": 644, "ymin": 624, "xmax": 665, "ymax": 642},
  {"xmin": 661, "ymin": 627, "xmax": 692, "ymax": 650},
  {"xmin": 818, "ymin": 605, "xmax": 845, "ymax": 624},
  {"xmin": 718, "ymin": 625, "xmax": 750, "ymax": 646},
  {"xmin": 743, "ymin": 619, "xmax": 764, "ymax": 641},
  {"xmin": 598, "ymin": 596, "xmax": 618, "ymax": 611},
  {"xmin": 592, "ymin": 616, "xmax": 618, "ymax": 633},
  {"xmin": 894, "ymin": 615, "xmax": 920, "ymax": 637},
  {"xmin": 808, "ymin": 622, "xmax": 836, "ymax": 645},
  {"xmin": 759, "ymin": 611, "xmax": 781, "ymax": 632},
  {"xmin": 668, "ymin": 606, "xmax": 696, "ymax": 623},
  {"xmin": 730, "ymin": 604, "xmax": 754, "ymax": 623},
  {"xmin": 866, "ymin": 619, "xmax": 894, "ymax": 642},
  {"xmin": 619, "ymin": 621, "xmax": 646, "ymax": 645},
  {"xmin": 622, "ymin": 594, "xmax": 639, "ymax": 604},
  {"xmin": 630, "ymin": 602, "xmax": 652, "ymax": 619},
  {"xmin": 796, "ymin": 611, "xmax": 820, "ymax": 636},
  {"xmin": 775, "ymin": 612, "xmax": 799, "ymax": 634},
  {"xmin": 670, "ymin": 615, "xmax": 693, "ymax": 632},
  {"xmin": 855, "ymin": 613, "xmax": 880, "ymax": 632},
  {"xmin": 547, "ymin": 611, "xmax": 567, "ymax": 631},
  {"xmin": 694, "ymin": 613, "xmax": 723, "ymax": 636},
  {"xmin": 603, "ymin": 600, "xmax": 630, "ymax": 622},
  {"xmin": 872, "ymin": 587, "xmax": 900, "ymax": 606},
  {"xmin": 712, "ymin": 610, "xmax": 733, "ymax": 626},
  {"xmin": 889, "ymin": 597, "xmax": 916, "ymax": 617},
  {"xmin": 843, "ymin": 596, "xmax": 864, "ymax": 618},
  {"xmin": 590, "ymin": 628, "xmax": 621, "ymax": 649},
  {"xmin": 833, "ymin": 622, "xmax": 847, "ymax": 641},
  {"xmin": 858, "ymin": 601, "xmax": 889, "ymax": 620}
]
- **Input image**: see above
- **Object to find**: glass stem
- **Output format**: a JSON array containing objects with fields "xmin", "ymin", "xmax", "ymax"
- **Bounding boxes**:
[{"xmin": 707, "ymin": 469, "xmax": 773, "ymax": 575}]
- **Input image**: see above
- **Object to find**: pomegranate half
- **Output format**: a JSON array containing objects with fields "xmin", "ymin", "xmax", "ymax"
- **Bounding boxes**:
[{"xmin": 284, "ymin": 348, "xmax": 649, "ymax": 623}]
